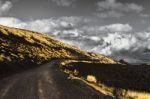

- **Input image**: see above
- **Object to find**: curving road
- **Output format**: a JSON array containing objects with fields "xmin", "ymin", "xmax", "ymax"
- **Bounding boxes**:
[{"xmin": 0, "ymin": 60, "xmax": 113, "ymax": 99}]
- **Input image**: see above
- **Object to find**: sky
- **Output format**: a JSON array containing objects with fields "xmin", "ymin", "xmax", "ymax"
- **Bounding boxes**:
[
  {"xmin": 0, "ymin": 0, "xmax": 150, "ymax": 31},
  {"xmin": 0, "ymin": 0, "xmax": 150, "ymax": 63}
]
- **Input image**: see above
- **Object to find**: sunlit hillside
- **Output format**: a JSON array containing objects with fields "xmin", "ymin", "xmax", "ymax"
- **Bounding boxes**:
[{"xmin": 0, "ymin": 25, "xmax": 118, "ymax": 65}]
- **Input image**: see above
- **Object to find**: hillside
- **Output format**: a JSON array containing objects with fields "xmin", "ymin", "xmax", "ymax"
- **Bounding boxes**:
[
  {"xmin": 1, "ymin": 25, "xmax": 150, "ymax": 99},
  {"xmin": 0, "ymin": 25, "xmax": 117, "ymax": 65},
  {"xmin": 0, "ymin": 24, "xmax": 118, "ymax": 82}
]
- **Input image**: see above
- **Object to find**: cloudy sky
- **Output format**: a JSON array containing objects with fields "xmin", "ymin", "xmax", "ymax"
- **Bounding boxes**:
[{"xmin": 0, "ymin": 0, "xmax": 150, "ymax": 64}]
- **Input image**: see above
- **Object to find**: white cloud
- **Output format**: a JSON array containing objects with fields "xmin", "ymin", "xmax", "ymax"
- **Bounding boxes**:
[
  {"xmin": 147, "ymin": 27, "xmax": 150, "ymax": 31},
  {"xmin": 96, "ymin": 0, "xmax": 143, "ymax": 18},
  {"xmin": 140, "ymin": 13, "xmax": 150, "ymax": 18},
  {"xmin": 1, "ymin": 16, "xmax": 150, "ymax": 63},
  {"xmin": 126, "ymin": 3, "xmax": 143, "ymax": 13},
  {"xmin": 51, "ymin": 0, "xmax": 75, "ymax": 7},
  {"xmin": 0, "ymin": 17, "xmax": 23, "ymax": 27},
  {"xmin": 81, "ymin": 23, "xmax": 132, "ymax": 35},
  {"xmin": 0, "ymin": 1, "xmax": 12, "ymax": 16},
  {"xmin": 99, "ymin": 23, "xmax": 132, "ymax": 32},
  {"xmin": 98, "ymin": 33, "xmax": 137, "ymax": 55},
  {"xmin": 95, "ymin": 11, "xmax": 123, "ymax": 18},
  {"xmin": 97, "ymin": 0, "xmax": 143, "ymax": 13},
  {"xmin": 0, "ymin": 16, "xmax": 83, "ymax": 33},
  {"xmin": 89, "ymin": 32, "xmax": 150, "ymax": 63}
]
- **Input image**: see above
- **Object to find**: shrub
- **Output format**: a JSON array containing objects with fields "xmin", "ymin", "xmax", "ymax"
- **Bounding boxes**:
[{"xmin": 87, "ymin": 75, "xmax": 97, "ymax": 83}]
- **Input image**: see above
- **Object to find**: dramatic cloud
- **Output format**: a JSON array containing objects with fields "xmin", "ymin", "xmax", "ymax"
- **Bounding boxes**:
[
  {"xmin": 0, "ymin": 17, "xmax": 23, "ymax": 27},
  {"xmin": 96, "ymin": 0, "xmax": 144, "ymax": 18},
  {"xmin": 0, "ymin": 16, "xmax": 84, "ymax": 33},
  {"xmin": 89, "ymin": 32, "xmax": 150, "ymax": 63},
  {"xmin": 0, "ymin": 1, "xmax": 12, "ymax": 16},
  {"xmin": 81, "ymin": 23, "xmax": 133, "ymax": 37},
  {"xmin": 0, "ymin": 16, "xmax": 150, "ymax": 63},
  {"xmin": 140, "ymin": 13, "xmax": 150, "ymax": 18},
  {"xmin": 99, "ymin": 23, "xmax": 132, "ymax": 32},
  {"xmin": 99, "ymin": 33, "xmax": 137, "ymax": 54},
  {"xmin": 51, "ymin": 0, "xmax": 75, "ymax": 7},
  {"xmin": 0, "ymin": 17, "xmax": 133, "ymax": 35},
  {"xmin": 95, "ymin": 11, "xmax": 124, "ymax": 18}
]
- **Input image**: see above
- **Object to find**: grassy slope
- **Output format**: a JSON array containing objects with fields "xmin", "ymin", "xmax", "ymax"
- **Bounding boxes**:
[
  {"xmin": 2, "ymin": 25, "xmax": 138, "ymax": 98},
  {"xmin": 0, "ymin": 25, "xmax": 117, "ymax": 65}
]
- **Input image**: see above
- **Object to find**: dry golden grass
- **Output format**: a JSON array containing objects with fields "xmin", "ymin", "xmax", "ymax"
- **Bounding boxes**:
[
  {"xmin": 86, "ymin": 75, "xmax": 97, "ymax": 83},
  {"xmin": 0, "ymin": 25, "xmax": 118, "ymax": 65}
]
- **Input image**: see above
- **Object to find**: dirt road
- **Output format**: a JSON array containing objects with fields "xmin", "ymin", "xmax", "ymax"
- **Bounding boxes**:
[{"xmin": 0, "ymin": 60, "xmax": 112, "ymax": 99}]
